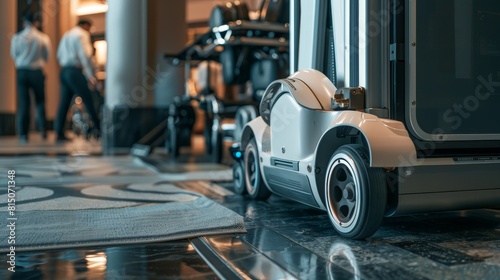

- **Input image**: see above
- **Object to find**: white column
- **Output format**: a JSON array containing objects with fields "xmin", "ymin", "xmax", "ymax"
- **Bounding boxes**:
[
  {"xmin": 103, "ymin": 0, "xmax": 187, "ymax": 151},
  {"xmin": 105, "ymin": 0, "xmax": 148, "ymax": 109},
  {"xmin": 106, "ymin": 0, "xmax": 187, "ymax": 108}
]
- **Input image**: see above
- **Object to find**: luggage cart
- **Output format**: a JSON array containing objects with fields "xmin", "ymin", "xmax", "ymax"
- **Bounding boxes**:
[{"xmin": 161, "ymin": 1, "xmax": 289, "ymax": 162}]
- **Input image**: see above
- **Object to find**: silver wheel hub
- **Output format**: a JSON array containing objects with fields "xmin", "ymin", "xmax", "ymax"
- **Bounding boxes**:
[
  {"xmin": 343, "ymin": 183, "xmax": 355, "ymax": 202},
  {"xmin": 326, "ymin": 154, "xmax": 362, "ymax": 232}
]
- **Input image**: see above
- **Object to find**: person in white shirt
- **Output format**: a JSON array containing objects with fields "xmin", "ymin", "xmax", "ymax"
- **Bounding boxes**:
[
  {"xmin": 10, "ymin": 12, "xmax": 51, "ymax": 143},
  {"xmin": 54, "ymin": 19, "xmax": 101, "ymax": 141}
]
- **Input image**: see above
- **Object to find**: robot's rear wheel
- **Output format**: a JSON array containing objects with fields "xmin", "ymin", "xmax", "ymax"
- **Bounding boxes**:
[{"xmin": 243, "ymin": 138, "xmax": 271, "ymax": 200}]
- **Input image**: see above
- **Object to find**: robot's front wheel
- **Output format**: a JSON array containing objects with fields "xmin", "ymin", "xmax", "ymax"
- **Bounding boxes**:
[
  {"xmin": 244, "ymin": 138, "xmax": 271, "ymax": 200},
  {"xmin": 325, "ymin": 144, "xmax": 386, "ymax": 239}
]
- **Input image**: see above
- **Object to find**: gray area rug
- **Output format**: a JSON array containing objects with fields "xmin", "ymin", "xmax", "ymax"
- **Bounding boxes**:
[{"xmin": 1, "ymin": 183, "xmax": 245, "ymax": 252}]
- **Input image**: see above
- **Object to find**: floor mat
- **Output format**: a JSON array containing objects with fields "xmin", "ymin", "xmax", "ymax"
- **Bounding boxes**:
[{"xmin": 0, "ymin": 183, "xmax": 245, "ymax": 252}]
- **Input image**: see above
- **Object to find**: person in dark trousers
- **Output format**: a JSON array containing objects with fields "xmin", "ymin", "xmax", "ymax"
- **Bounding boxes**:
[
  {"xmin": 54, "ymin": 19, "xmax": 100, "ymax": 141},
  {"xmin": 10, "ymin": 12, "xmax": 51, "ymax": 143}
]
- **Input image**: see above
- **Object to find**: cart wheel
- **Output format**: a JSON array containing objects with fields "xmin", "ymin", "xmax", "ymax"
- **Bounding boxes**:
[
  {"xmin": 204, "ymin": 112, "xmax": 213, "ymax": 154},
  {"xmin": 167, "ymin": 119, "xmax": 179, "ymax": 157},
  {"xmin": 179, "ymin": 126, "xmax": 192, "ymax": 147},
  {"xmin": 211, "ymin": 130, "xmax": 223, "ymax": 163},
  {"xmin": 244, "ymin": 138, "xmax": 271, "ymax": 200},
  {"xmin": 325, "ymin": 144, "xmax": 386, "ymax": 239},
  {"xmin": 232, "ymin": 160, "xmax": 246, "ymax": 194}
]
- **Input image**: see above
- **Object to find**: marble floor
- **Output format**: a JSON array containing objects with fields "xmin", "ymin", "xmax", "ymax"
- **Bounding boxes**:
[{"xmin": 0, "ymin": 133, "xmax": 499, "ymax": 279}]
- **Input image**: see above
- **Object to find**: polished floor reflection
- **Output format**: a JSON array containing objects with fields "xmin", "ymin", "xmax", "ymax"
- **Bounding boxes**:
[
  {"xmin": 5, "ymin": 242, "xmax": 217, "ymax": 279},
  {"xmin": 0, "ymin": 134, "xmax": 499, "ymax": 279}
]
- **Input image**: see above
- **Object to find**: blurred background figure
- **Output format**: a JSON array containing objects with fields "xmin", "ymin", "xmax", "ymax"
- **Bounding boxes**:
[
  {"xmin": 10, "ymin": 12, "xmax": 51, "ymax": 143},
  {"xmin": 55, "ymin": 19, "xmax": 101, "ymax": 141}
]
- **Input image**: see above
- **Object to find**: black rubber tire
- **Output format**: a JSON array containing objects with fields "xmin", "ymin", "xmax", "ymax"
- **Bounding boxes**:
[
  {"xmin": 209, "ymin": 2, "xmax": 249, "ymax": 28},
  {"xmin": 211, "ymin": 129, "xmax": 223, "ymax": 163},
  {"xmin": 220, "ymin": 46, "xmax": 236, "ymax": 85},
  {"xmin": 244, "ymin": 138, "xmax": 271, "ymax": 200},
  {"xmin": 234, "ymin": 1, "xmax": 249, "ymax": 20},
  {"xmin": 167, "ymin": 120, "xmax": 179, "ymax": 157},
  {"xmin": 325, "ymin": 144, "xmax": 386, "ymax": 239},
  {"xmin": 204, "ymin": 111, "xmax": 214, "ymax": 154},
  {"xmin": 232, "ymin": 160, "xmax": 247, "ymax": 194},
  {"xmin": 209, "ymin": 4, "xmax": 234, "ymax": 28},
  {"xmin": 220, "ymin": 46, "xmax": 250, "ymax": 85}
]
